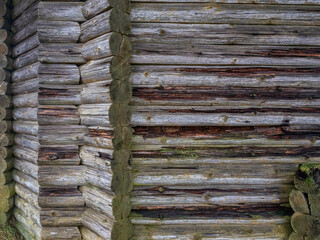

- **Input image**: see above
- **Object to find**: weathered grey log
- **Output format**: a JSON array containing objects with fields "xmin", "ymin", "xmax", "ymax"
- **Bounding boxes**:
[
  {"xmin": 81, "ymin": 0, "xmax": 111, "ymax": 19},
  {"xmin": 12, "ymin": 62, "xmax": 39, "ymax": 83},
  {"xmin": 38, "ymin": 20, "xmax": 80, "ymax": 43},
  {"xmin": 12, "ymin": 0, "xmax": 38, "ymax": 19},
  {"xmin": 13, "ymin": 92, "xmax": 38, "ymax": 108},
  {"xmin": 12, "ymin": 78, "xmax": 38, "ymax": 95},
  {"xmin": 80, "ymin": 57, "xmax": 112, "ymax": 84},
  {"xmin": 12, "ymin": 19, "xmax": 37, "ymax": 45},
  {"xmin": 131, "ymin": 3, "xmax": 320, "ymax": 26},
  {"xmin": 13, "ymin": 120, "xmax": 38, "ymax": 136},
  {"xmin": 13, "ymin": 107, "xmax": 37, "ymax": 121},
  {"xmin": 80, "ymin": 185, "xmax": 114, "ymax": 216},
  {"xmin": 84, "ymin": 126, "xmax": 113, "ymax": 148},
  {"xmin": 14, "ymin": 134, "xmax": 39, "ymax": 151},
  {"xmin": 82, "ymin": 208, "xmax": 112, "ymax": 239},
  {"xmin": 80, "ymin": 146, "xmax": 113, "ymax": 172},
  {"xmin": 12, "ymin": 33, "xmax": 40, "ymax": 58},
  {"xmin": 38, "ymin": 64, "xmax": 80, "ymax": 85},
  {"xmin": 39, "ymin": 2, "xmax": 85, "ymax": 22},
  {"xmin": 38, "ymin": 166, "xmax": 86, "ymax": 187},
  {"xmin": 12, "ymin": 1, "xmax": 38, "ymax": 33},
  {"xmin": 80, "ymin": 10, "xmax": 111, "ymax": 42},
  {"xmin": 81, "ymin": 86, "xmax": 111, "ymax": 104},
  {"xmin": 13, "ymin": 47, "xmax": 39, "ymax": 69},
  {"xmin": 40, "ymin": 208, "xmax": 84, "ymax": 227},
  {"xmin": 41, "ymin": 227, "xmax": 81, "ymax": 240},
  {"xmin": 85, "ymin": 167, "xmax": 112, "ymax": 193},
  {"xmin": 14, "ymin": 158, "xmax": 38, "ymax": 179},
  {"xmin": 81, "ymin": 33, "xmax": 122, "ymax": 60},
  {"xmin": 39, "ymin": 43, "xmax": 85, "ymax": 64},
  {"xmin": 38, "ymin": 125, "xmax": 87, "ymax": 145},
  {"xmin": 39, "ymin": 188, "xmax": 84, "ymax": 208},
  {"xmin": 12, "ymin": 169, "xmax": 39, "ymax": 194}
]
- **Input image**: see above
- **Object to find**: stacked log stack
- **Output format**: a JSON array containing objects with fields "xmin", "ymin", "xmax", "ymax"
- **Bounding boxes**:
[
  {"xmin": 0, "ymin": 0, "xmax": 14, "ymax": 226},
  {"xmin": 289, "ymin": 164, "xmax": 320, "ymax": 240},
  {"xmin": 78, "ymin": 0, "xmax": 132, "ymax": 239},
  {"xmin": 12, "ymin": 1, "xmax": 87, "ymax": 239},
  {"xmin": 129, "ymin": 0, "xmax": 320, "ymax": 239}
]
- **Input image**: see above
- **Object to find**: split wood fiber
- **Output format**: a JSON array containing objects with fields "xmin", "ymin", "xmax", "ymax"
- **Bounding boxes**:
[
  {"xmin": 289, "ymin": 164, "xmax": 320, "ymax": 239},
  {"xmin": 129, "ymin": 0, "xmax": 320, "ymax": 239},
  {"xmin": 11, "ymin": 0, "xmax": 87, "ymax": 239},
  {"xmin": 79, "ymin": 0, "xmax": 133, "ymax": 239},
  {"xmin": 0, "ymin": 0, "xmax": 13, "ymax": 226}
]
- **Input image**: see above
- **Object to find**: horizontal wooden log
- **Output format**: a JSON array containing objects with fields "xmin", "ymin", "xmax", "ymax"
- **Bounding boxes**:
[
  {"xmin": 14, "ymin": 158, "xmax": 38, "ymax": 179},
  {"xmin": 13, "ymin": 120, "xmax": 38, "ymax": 136},
  {"xmin": 131, "ymin": 217, "xmax": 291, "ymax": 239},
  {"xmin": 39, "ymin": 43, "xmax": 85, "ymax": 64},
  {"xmin": 39, "ymin": 188, "xmax": 84, "ymax": 208},
  {"xmin": 38, "ymin": 145, "xmax": 80, "ymax": 165},
  {"xmin": 15, "ymin": 195, "xmax": 41, "ymax": 227},
  {"xmin": 12, "ymin": 1, "xmax": 38, "ymax": 33},
  {"xmin": 78, "ymin": 103, "xmax": 111, "ymax": 116},
  {"xmin": 13, "ymin": 19, "xmax": 37, "ymax": 45},
  {"xmin": 14, "ymin": 208, "xmax": 41, "ymax": 239},
  {"xmin": 39, "ymin": 2, "xmax": 85, "ymax": 22},
  {"xmin": 131, "ymin": 23, "xmax": 320, "ymax": 46},
  {"xmin": 38, "ymin": 166, "xmax": 86, "ymax": 187},
  {"xmin": 39, "ymin": 85, "xmax": 81, "ymax": 105},
  {"xmin": 80, "ymin": 146, "xmax": 113, "ymax": 172},
  {"xmin": 131, "ymin": 65, "xmax": 320, "ymax": 88},
  {"xmin": 84, "ymin": 126, "xmax": 113, "ymax": 148},
  {"xmin": 131, "ymin": 3, "xmax": 320, "ymax": 26},
  {"xmin": 85, "ymin": 167, "xmax": 112, "ymax": 193},
  {"xmin": 40, "ymin": 207, "xmax": 84, "ymax": 227},
  {"xmin": 80, "ymin": 115, "xmax": 111, "ymax": 127},
  {"xmin": 82, "ymin": 208, "xmax": 112, "ymax": 239},
  {"xmin": 14, "ymin": 133, "xmax": 39, "ymax": 151},
  {"xmin": 13, "ymin": 107, "xmax": 37, "ymax": 122},
  {"xmin": 38, "ymin": 125, "xmax": 87, "ymax": 145},
  {"xmin": 38, "ymin": 20, "xmax": 80, "ymax": 43},
  {"xmin": 13, "ymin": 47, "xmax": 39, "ymax": 69},
  {"xmin": 132, "ymin": 44, "xmax": 320, "ymax": 66},
  {"xmin": 12, "ymin": 0, "xmax": 38, "ymax": 19},
  {"xmin": 12, "ymin": 62, "xmax": 39, "ymax": 83},
  {"xmin": 12, "ymin": 78, "xmax": 39, "ymax": 95},
  {"xmin": 38, "ymin": 64, "xmax": 80, "ymax": 85},
  {"xmin": 81, "ymin": 86, "xmax": 111, "ymax": 104},
  {"xmin": 80, "ymin": 227, "xmax": 104, "ymax": 240},
  {"xmin": 80, "ymin": 185, "xmax": 114, "ymax": 217},
  {"xmin": 80, "ymin": 10, "xmax": 111, "ymax": 42},
  {"xmin": 81, "ymin": 33, "xmax": 122, "ymax": 60},
  {"xmin": 80, "ymin": 57, "xmax": 112, "ymax": 84},
  {"xmin": 38, "ymin": 105, "xmax": 80, "ymax": 125},
  {"xmin": 12, "ymin": 33, "xmax": 40, "ymax": 58},
  {"xmin": 131, "ymin": 113, "xmax": 320, "ymax": 127},
  {"xmin": 13, "ymin": 169, "xmax": 39, "ymax": 194},
  {"xmin": 41, "ymin": 227, "xmax": 81, "ymax": 240},
  {"xmin": 15, "ymin": 183, "xmax": 39, "ymax": 208},
  {"xmin": 15, "ymin": 220, "xmax": 41, "ymax": 240},
  {"xmin": 81, "ymin": 0, "xmax": 111, "ymax": 19},
  {"xmin": 13, "ymin": 92, "xmax": 38, "ymax": 108}
]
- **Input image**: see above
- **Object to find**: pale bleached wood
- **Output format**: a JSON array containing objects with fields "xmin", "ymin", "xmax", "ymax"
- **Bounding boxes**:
[
  {"xmin": 39, "ymin": 2, "xmax": 85, "ymax": 22},
  {"xmin": 82, "ymin": 208, "xmax": 112, "ymax": 239},
  {"xmin": 41, "ymin": 227, "xmax": 81, "ymax": 240}
]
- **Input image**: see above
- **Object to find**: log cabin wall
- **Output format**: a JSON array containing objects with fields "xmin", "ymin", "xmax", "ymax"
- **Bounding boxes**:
[
  {"xmin": 129, "ymin": 1, "xmax": 320, "ymax": 239},
  {"xmin": 11, "ymin": 1, "xmax": 87, "ymax": 239},
  {"xmin": 79, "ymin": 0, "xmax": 132, "ymax": 239},
  {"xmin": 0, "ymin": 0, "xmax": 14, "ymax": 227}
]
